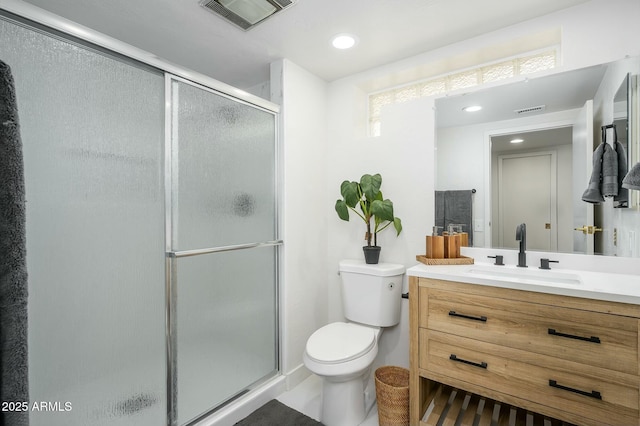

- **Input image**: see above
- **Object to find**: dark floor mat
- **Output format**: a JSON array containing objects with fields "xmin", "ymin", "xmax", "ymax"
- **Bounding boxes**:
[{"xmin": 234, "ymin": 399, "xmax": 323, "ymax": 426}]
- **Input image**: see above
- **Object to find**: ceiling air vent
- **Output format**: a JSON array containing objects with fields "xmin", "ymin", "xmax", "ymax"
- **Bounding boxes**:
[
  {"xmin": 514, "ymin": 104, "xmax": 546, "ymax": 115},
  {"xmin": 200, "ymin": 0, "xmax": 296, "ymax": 31}
]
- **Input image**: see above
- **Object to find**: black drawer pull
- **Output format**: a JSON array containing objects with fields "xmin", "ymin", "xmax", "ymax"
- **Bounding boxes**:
[
  {"xmin": 549, "ymin": 380, "xmax": 602, "ymax": 400},
  {"xmin": 449, "ymin": 354, "xmax": 487, "ymax": 369},
  {"xmin": 548, "ymin": 328, "xmax": 601, "ymax": 344},
  {"xmin": 448, "ymin": 310, "xmax": 487, "ymax": 322}
]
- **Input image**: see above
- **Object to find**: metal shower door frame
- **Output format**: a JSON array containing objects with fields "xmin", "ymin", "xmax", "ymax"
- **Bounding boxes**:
[
  {"xmin": 163, "ymin": 75, "xmax": 282, "ymax": 426},
  {"xmin": 0, "ymin": 4, "xmax": 283, "ymax": 425}
]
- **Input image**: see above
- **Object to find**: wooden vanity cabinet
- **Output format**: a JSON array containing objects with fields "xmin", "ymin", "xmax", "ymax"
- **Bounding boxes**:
[{"xmin": 409, "ymin": 276, "xmax": 640, "ymax": 426}]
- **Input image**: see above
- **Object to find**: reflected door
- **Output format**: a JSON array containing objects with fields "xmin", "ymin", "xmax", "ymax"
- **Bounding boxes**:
[
  {"xmin": 498, "ymin": 152, "xmax": 557, "ymax": 251},
  {"xmin": 167, "ymin": 78, "xmax": 279, "ymax": 425}
]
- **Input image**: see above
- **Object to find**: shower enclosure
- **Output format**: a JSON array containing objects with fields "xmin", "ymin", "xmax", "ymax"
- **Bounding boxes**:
[{"xmin": 0, "ymin": 11, "xmax": 280, "ymax": 426}]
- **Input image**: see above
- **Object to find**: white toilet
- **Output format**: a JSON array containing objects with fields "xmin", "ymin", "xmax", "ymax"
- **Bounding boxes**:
[{"xmin": 303, "ymin": 259, "xmax": 405, "ymax": 426}]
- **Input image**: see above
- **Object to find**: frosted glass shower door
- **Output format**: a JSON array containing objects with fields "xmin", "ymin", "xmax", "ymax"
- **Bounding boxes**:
[
  {"xmin": 0, "ymin": 17, "xmax": 166, "ymax": 426},
  {"xmin": 168, "ymin": 78, "xmax": 279, "ymax": 425}
]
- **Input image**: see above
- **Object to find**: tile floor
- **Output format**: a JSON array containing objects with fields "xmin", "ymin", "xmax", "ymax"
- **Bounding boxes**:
[{"xmin": 277, "ymin": 374, "xmax": 379, "ymax": 426}]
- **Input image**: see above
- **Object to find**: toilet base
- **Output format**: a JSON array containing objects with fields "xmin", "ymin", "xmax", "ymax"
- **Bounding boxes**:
[{"xmin": 320, "ymin": 375, "xmax": 368, "ymax": 426}]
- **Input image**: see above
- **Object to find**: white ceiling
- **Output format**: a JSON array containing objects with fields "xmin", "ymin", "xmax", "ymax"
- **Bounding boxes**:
[
  {"xmin": 434, "ymin": 62, "xmax": 611, "ymax": 154},
  {"xmin": 435, "ymin": 63, "xmax": 608, "ymax": 128},
  {"xmin": 17, "ymin": 0, "xmax": 590, "ymax": 90},
  {"xmin": 491, "ymin": 127, "xmax": 574, "ymax": 153}
]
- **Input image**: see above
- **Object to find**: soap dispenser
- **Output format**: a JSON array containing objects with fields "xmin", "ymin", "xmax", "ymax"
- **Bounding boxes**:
[
  {"xmin": 426, "ymin": 226, "xmax": 444, "ymax": 259},
  {"xmin": 443, "ymin": 231, "xmax": 461, "ymax": 259}
]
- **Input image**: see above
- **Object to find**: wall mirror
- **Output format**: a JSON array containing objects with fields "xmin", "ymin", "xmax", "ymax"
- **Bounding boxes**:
[{"xmin": 435, "ymin": 55, "xmax": 640, "ymax": 256}]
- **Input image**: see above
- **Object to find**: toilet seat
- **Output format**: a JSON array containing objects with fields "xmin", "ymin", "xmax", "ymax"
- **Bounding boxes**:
[{"xmin": 305, "ymin": 322, "xmax": 376, "ymax": 364}]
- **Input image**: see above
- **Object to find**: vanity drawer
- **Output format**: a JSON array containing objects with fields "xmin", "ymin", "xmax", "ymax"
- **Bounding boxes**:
[
  {"xmin": 419, "ymin": 329, "xmax": 639, "ymax": 426},
  {"xmin": 421, "ymin": 286, "xmax": 639, "ymax": 374}
]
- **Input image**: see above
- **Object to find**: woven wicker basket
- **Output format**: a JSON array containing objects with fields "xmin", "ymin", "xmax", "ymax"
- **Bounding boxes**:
[{"xmin": 375, "ymin": 366, "xmax": 410, "ymax": 426}]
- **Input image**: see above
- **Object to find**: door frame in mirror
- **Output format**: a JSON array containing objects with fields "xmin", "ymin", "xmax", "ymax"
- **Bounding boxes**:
[
  {"xmin": 614, "ymin": 73, "xmax": 631, "ymax": 209},
  {"xmin": 482, "ymin": 118, "xmax": 575, "ymax": 249}
]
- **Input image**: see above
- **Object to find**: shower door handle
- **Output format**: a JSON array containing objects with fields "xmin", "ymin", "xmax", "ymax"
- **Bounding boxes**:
[{"xmin": 168, "ymin": 240, "xmax": 284, "ymax": 258}]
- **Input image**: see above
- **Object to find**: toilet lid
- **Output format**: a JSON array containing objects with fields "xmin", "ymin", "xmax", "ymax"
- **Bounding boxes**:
[{"xmin": 306, "ymin": 322, "xmax": 376, "ymax": 364}]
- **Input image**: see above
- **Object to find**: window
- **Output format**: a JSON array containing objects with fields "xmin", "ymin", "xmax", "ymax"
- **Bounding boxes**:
[{"xmin": 368, "ymin": 50, "xmax": 557, "ymax": 137}]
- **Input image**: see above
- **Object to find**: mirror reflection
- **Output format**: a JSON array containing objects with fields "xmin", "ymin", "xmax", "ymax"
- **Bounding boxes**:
[
  {"xmin": 435, "ymin": 56, "xmax": 640, "ymax": 256},
  {"xmin": 614, "ymin": 73, "xmax": 630, "ymax": 178}
]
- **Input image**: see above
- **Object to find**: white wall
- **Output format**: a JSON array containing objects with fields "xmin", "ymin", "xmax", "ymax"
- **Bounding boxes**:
[
  {"xmin": 318, "ymin": 0, "xmax": 640, "ymax": 370},
  {"xmin": 436, "ymin": 124, "xmax": 486, "ymax": 246},
  {"xmin": 325, "ymin": 90, "xmax": 435, "ymax": 369},
  {"xmin": 270, "ymin": 59, "xmax": 328, "ymax": 386},
  {"xmin": 275, "ymin": 0, "xmax": 640, "ymax": 381}
]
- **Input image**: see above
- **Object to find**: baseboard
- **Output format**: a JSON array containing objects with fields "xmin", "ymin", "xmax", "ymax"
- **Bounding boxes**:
[{"xmin": 284, "ymin": 363, "xmax": 311, "ymax": 391}]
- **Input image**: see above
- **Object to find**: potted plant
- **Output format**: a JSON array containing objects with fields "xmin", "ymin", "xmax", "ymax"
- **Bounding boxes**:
[{"xmin": 334, "ymin": 173, "xmax": 402, "ymax": 264}]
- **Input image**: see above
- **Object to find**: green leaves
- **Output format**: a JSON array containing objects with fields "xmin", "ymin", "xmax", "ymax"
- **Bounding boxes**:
[
  {"xmin": 340, "ymin": 180, "xmax": 360, "ymax": 208},
  {"xmin": 372, "ymin": 200, "xmax": 403, "ymax": 235},
  {"xmin": 371, "ymin": 199, "xmax": 394, "ymax": 222},
  {"xmin": 335, "ymin": 173, "xmax": 403, "ymax": 243},
  {"xmin": 393, "ymin": 217, "xmax": 403, "ymax": 236},
  {"xmin": 335, "ymin": 199, "xmax": 349, "ymax": 221},
  {"xmin": 337, "ymin": 180, "xmax": 362, "ymax": 222},
  {"xmin": 360, "ymin": 173, "xmax": 381, "ymax": 201}
]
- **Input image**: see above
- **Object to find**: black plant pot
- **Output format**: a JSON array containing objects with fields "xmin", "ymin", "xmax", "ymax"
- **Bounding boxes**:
[{"xmin": 363, "ymin": 246, "xmax": 381, "ymax": 264}]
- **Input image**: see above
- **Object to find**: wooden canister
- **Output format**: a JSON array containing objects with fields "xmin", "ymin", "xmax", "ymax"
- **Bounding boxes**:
[
  {"xmin": 459, "ymin": 232, "xmax": 468, "ymax": 247},
  {"xmin": 426, "ymin": 235, "xmax": 444, "ymax": 259},
  {"xmin": 444, "ymin": 234, "xmax": 461, "ymax": 258}
]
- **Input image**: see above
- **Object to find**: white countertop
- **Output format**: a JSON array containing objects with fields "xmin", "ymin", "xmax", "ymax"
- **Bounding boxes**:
[{"xmin": 407, "ymin": 261, "xmax": 640, "ymax": 305}]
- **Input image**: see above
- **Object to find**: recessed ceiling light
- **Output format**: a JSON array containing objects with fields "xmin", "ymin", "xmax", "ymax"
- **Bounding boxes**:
[
  {"xmin": 462, "ymin": 105, "xmax": 482, "ymax": 112},
  {"xmin": 332, "ymin": 34, "xmax": 357, "ymax": 49},
  {"xmin": 510, "ymin": 138, "xmax": 524, "ymax": 144}
]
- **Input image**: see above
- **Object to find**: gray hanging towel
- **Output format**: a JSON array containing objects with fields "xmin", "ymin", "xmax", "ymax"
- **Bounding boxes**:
[
  {"xmin": 434, "ymin": 190, "xmax": 473, "ymax": 246},
  {"xmin": 602, "ymin": 142, "xmax": 618, "ymax": 197},
  {"xmin": 0, "ymin": 59, "xmax": 29, "ymax": 426},
  {"xmin": 582, "ymin": 142, "xmax": 606, "ymax": 203},
  {"xmin": 615, "ymin": 141, "xmax": 628, "ymax": 206}
]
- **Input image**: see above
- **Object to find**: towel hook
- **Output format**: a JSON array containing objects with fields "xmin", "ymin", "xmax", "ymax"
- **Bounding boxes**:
[{"xmin": 601, "ymin": 124, "xmax": 617, "ymax": 144}]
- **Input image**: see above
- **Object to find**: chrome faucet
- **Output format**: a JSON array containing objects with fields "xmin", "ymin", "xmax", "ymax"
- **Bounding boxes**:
[{"xmin": 515, "ymin": 223, "xmax": 527, "ymax": 267}]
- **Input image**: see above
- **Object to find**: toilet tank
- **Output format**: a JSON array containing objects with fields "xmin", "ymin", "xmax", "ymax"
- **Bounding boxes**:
[{"xmin": 339, "ymin": 259, "xmax": 405, "ymax": 327}]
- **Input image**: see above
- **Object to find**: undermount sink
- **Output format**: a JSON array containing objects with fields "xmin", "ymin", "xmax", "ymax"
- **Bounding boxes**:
[
  {"xmin": 409, "ymin": 251, "xmax": 640, "ymax": 308},
  {"xmin": 464, "ymin": 265, "xmax": 582, "ymax": 286}
]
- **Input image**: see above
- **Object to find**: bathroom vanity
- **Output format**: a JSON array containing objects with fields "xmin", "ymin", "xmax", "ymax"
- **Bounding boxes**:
[{"xmin": 408, "ymin": 261, "xmax": 640, "ymax": 426}]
